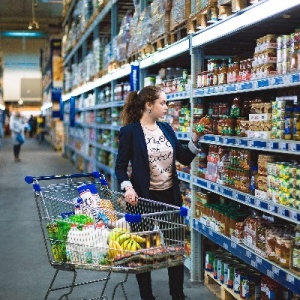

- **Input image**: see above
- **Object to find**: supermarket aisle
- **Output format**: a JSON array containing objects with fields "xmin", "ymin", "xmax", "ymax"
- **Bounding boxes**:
[{"xmin": 0, "ymin": 137, "xmax": 216, "ymax": 300}]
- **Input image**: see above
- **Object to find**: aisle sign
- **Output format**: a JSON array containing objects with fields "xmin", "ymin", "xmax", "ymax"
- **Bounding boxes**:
[
  {"xmin": 130, "ymin": 64, "xmax": 140, "ymax": 91},
  {"xmin": 69, "ymin": 97, "xmax": 75, "ymax": 127}
]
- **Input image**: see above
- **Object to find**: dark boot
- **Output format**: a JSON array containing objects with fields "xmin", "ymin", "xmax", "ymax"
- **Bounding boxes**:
[
  {"xmin": 136, "ymin": 271, "xmax": 155, "ymax": 300},
  {"xmin": 168, "ymin": 264, "xmax": 184, "ymax": 297}
]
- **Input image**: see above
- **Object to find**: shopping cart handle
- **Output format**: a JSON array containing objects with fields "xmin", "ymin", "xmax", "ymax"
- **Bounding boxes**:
[{"xmin": 24, "ymin": 172, "xmax": 101, "ymax": 184}]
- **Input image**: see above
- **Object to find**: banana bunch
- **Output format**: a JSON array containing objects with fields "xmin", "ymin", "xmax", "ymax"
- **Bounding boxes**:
[
  {"xmin": 118, "ymin": 233, "xmax": 146, "ymax": 252},
  {"xmin": 108, "ymin": 227, "xmax": 129, "ymax": 242},
  {"xmin": 107, "ymin": 239, "xmax": 124, "ymax": 260},
  {"xmin": 108, "ymin": 228, "xmax": 147, "ymax": 259}
]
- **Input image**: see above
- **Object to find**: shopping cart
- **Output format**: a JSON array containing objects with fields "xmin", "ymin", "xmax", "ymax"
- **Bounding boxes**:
[{"xmin": 25, "ymin": 172, "xmax": 188, "ymax": 300}]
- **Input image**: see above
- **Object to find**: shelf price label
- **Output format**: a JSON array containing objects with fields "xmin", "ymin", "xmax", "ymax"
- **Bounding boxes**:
[
  {"xmin": 277, "ymin": 206, "xmax": 286, "ymax": 217},
  {"xmin": 286, "ymin": 274, "xmax": 295, "ymax": 284},
  {"xmin": 289, "ymin": 143, "xmax": 297, "ymax": 152},
  {"xmin": 231, "ymin": 241, "xmax": 237, "ymax": 249},
  {"xmin": 289, "ymin": 210, "xmax": 299, "ymax": 222},
  {"xmin": 255, "ymin": 198, "xmax": 261, "ymax": 207},
  {"xmin": 223, "ymin": 242, "xmax": 229, "ymax": 250},
  {"xmin": 232, "ymin": 191, "xmax": 239, "ymax": 200},
  {"xmin": 268, "ymin": 203, "xmax": 276, "ymax": 212},
  {"xmin": 251, "ymin": 260, "xmax": 257, "ymax": 268},
  {"xmin": 279, "ymin": 142, "xmax": 287, "ymax": 151},
  {"xmin": 246, "ymin": 250, "xmax": 252, "ymax": 259},
  {"xmin": 208, "ymin": 229, "xmax": 213, "ymax": 237},
  {"xmin": 248, "ymin": 140, "xmax": 254, "ymax": 147},
  {"xmin": 235, "ymin": 139, "xmax": 241, "ymax": 146},
  {"xmin": 207, "ymin": 181, "xmax": 212, "ymax": 190},
  {"xmin": 245, "ymin": 195, "xmax": 252, "ymax": 204},
  {"xmin": 272, "ymin": 266, "xmax": 280, "ymax": 275},
  {"xmin": 266, "ymin": 141, "xmax": 273, "ymax": 150},
  {"xmin": 267, "ymin": 270, "xmax": 274, "ymax": 279},
  {"xmin": 256, "ymin": 256, "xmax": 262, "ymax": 265}
]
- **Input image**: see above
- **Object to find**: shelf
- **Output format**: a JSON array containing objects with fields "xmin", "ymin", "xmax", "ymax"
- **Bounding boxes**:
[
  {"xmin": 178, "ymin": 171, "xmax": 191, "ymax": 183},
  {"xmin": 62, "ymin": 66, "xmax": 131, "ymax": 101},
  {"xmin": 193, "ymin": 219, "xmax": 300, "ymax": 295},
  {"xmin": 194, "ymin": 73, "xmax": 300, "ymax": 97},
  {"xmin": 67, "ymin": 144, "xmax": 94, "ymax": 162},
  {"xmin": 201, "ymin": 134, "xmax": 300, "ymax": 155},
  {"xmin": 193, "ymin": 177, "xmax": 300, "ymax": 224},
  {"xmin": 192, "ymin": 0, "xmax": 300, "ymax": 49},
  {"xmin": 166, "ymin": 91, "xmax": 190, "ymax": 101},
  {"xmin": 90, "ymin": 140, "xmax": 118, "ymax": 155},
  {"xmin": 64, "ymin": 0, "xmax": 118, "ymax": 65},
  {"xmin": 139, "ymin": 38, "xmax": 190, "ymax": 69},
  {"xmin": 95, "ymin": 124, "xmax": 121, "ymax": 131},
  {"xmin": 95, "ymin": 161, "xmax": 115, "ymax": 175},
  {"xmin": 175, "ymin": 132, "xmax": 190, "ymax": 141}
]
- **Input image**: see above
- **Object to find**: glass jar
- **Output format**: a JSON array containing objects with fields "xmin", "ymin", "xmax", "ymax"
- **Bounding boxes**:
[
  {"xmin": 230, "ymin": 97, "xmax": 241, "ymax": 118},
  {"xmin": 285, "ymin": 107, "xmax": 293, "ymax": 140},
  {"xmin": 232, "ymin": 62, "xmax": 240, "ymax": 83},
  {"xmin": 292, "ymin": 225, "xmax": 300, "ymax": 272},
  {"xmin": 280, "ymin": 236, "xmax": 293, "ymax": 268},
  {"xmin": 294, "ymin": 107, "xmax": 300, "ymax": 140}
]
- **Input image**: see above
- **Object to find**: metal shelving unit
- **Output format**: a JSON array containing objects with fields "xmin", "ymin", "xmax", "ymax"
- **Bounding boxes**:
[{"xmin": 61, "ymin": 0, "xmax": 300, "ymax": 295}]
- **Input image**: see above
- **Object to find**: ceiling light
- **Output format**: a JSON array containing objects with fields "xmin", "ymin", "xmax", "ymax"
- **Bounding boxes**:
[{"xmin": 28, "ymin": 0, "xmax": 39, "ymax": 30}]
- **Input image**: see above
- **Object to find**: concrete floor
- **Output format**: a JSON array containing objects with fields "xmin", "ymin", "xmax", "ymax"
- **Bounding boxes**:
[{"xmin": 0, "ymin": 137, "xmax": 217, "ymax": 300}]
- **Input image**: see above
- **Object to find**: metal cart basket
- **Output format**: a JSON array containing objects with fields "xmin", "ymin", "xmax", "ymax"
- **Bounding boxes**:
[{"xmin": 25, "ymin": 172, "xmax": 188, "ymax": 300}]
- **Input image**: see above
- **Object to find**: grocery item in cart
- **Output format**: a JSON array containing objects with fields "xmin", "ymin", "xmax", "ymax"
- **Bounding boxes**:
[{"xmin": 77, "ymin": 183, "xmax": 118, "ymax": 223}]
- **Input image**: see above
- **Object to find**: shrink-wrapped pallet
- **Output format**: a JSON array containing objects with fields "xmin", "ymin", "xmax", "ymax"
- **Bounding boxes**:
[
  {"xmin": 170, "ymin": 0, "xmax": 190, "ymax": 31},
  {"xmin": 116, "ymin": 11, "xmax": 132, "ymax": 62},
  {"xmin": 150, "ymin": 0, "xmax": 169, "ymax": 41},
  {"xmin": 128, "ymin": 6, "xmax": 152, "ymax": 56}
]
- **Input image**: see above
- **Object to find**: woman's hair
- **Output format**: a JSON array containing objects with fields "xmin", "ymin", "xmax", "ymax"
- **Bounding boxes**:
[{"xmin": 121, "ymin": 85, "xmax": 162, "ymax": 125}]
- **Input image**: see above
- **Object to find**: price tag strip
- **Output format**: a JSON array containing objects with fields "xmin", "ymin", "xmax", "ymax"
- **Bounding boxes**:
[
  {"xmin": 177, "ymin": 171, "xmax": 190, "ymax": 182},
  {"xmin": 193, "ymin": 219, "xmax": 300, "ymax": 294},
  {"xmin": 201, "ymin": 135, "xmax": 300, "ymax": 154}
]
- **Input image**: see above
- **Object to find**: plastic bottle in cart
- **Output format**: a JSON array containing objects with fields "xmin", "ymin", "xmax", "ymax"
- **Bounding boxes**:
[
  {"xmin": 93, "ymin": 223, "xmax": 109, "ymax": 264},
  {"xmin": 84, "ymin": 223, "xmax": 94, "ymax": 264},
  {"xmin": 66, "ymin": 224, "xmax": 77, "ymax": 263},
  {"xmin": 77, "ymin": 227, "xmax": 85, "ymax": 264}
]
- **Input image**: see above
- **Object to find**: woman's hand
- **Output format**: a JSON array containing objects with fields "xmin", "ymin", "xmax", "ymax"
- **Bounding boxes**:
[{"xmin": 124, "ymin": 186, "xmax": 138, "ymax": 205}]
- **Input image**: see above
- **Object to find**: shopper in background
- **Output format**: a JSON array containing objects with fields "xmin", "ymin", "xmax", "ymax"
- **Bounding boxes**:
[
  {"xmin": 10, "ymin": 112, "xmax": 25, "ymax": 162},
  {"xmin": 36, "ymin": 114, "xmax": 45, "ymax": 143},
  {"xmin": 28, "ymin": 115, "xmax": 37, "ymax": 138},
  {"xmin": 115, "ymin": 85, "xmax": 202, "ymax": 300}
]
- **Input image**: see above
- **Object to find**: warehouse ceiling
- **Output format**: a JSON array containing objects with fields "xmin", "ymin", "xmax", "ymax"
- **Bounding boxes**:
[{"xmin": 0, "ymin": 0, "xmax": 63, "ymax": 35}]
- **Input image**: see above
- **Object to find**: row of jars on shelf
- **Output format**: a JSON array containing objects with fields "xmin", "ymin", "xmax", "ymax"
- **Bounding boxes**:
[{"xmin": 195, "ymin": 192, "xmax": 300, "ymax": 274}]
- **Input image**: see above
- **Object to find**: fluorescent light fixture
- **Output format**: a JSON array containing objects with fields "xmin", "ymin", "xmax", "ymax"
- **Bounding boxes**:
[
  {"xmin": 0, "ymin": 104, "xmax": 5, "ymax": 110},
  {"xmin": 41, "ymin": 102, "xmax": 53, "ymax": 110},
  {"xmin": 192, "ymin": 0, "xmax": 300, "ymax": 47},
  {"xmin": 140, "ymin": 38, "xmax": 190, "ymax": 69},
  {"xmin": 1, "ymin": 31, "xmax": 46, "ymax": 38}
]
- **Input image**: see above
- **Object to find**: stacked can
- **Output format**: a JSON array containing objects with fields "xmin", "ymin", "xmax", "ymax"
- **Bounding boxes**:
[
  {"xmin": 277, "ymin": 34, "xmax": 293, "ymax": 74},
  {"xmin": 271, "ymin": 98, "xmax": 294, "ymax": 140}
]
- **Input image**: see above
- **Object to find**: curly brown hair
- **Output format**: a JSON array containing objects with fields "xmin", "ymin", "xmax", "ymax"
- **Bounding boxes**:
[{"xmin": 121, "ymin": 86, "xmax": 162, "ymax": 125}]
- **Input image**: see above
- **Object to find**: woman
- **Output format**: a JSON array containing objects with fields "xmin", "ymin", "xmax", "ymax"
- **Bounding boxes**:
[
  {"xmin": 115, "ymin": 86, "xmax": 201, "ymax": 300},
  {"xmin": 10, "ymin": 112, "xmax": 25, "ymax": 162}
]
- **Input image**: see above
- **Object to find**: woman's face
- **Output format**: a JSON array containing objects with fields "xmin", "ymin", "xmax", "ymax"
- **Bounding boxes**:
[{"xmin": 149, "ymin": 92, "xmax": 168, "ymax": 120}]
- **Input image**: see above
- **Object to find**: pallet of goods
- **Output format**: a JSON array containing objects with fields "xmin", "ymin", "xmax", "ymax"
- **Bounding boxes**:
[
  {"xmin": 150, "ymin": 0, "xmax": 172, "ymax": 52},
  {"xmin": 169, "ymin": 0, "xmax": 191, "ymax": 43}
]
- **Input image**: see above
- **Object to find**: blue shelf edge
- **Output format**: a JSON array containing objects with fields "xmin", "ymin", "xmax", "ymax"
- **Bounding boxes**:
[{"xmin": 193, "ymin": 219, "xmax": 300, "ymax": 294}]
